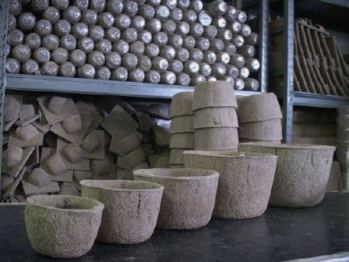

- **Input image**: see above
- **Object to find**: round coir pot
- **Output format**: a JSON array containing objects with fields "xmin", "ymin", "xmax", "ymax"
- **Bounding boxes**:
[
  {"xmin": 239, "ymin": 143, "xmax": 335, "ymax": 207},
  {"xmin": 134, "ymin": 168, "xmax": 219, "ymax": 230},
  {"xmin": 25, "ymin": 195, "xmax": 104, "ymax": 258},
  {"xmin": 184, "ymin": 151, "xmax": 277, "ymax": 219},
  {"xmin": 81, "ymin": 180, "xmax": 164, "ymax": 244}
]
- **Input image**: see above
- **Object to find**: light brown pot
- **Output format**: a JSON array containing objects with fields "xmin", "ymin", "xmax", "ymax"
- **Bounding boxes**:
[
  {"xmin": 239, "ymin": 119, "xmax": 282, "ymax": 140},
  {"xmin": 237, "ymin": 93, "xmax": 282, "ymax": 123},
  {"xmin": 195, "ymin": 127, "xmax": 239, "ymax": 150},
  {"xmin": 239, "ymin": 143, "xmax": 335, "ymax": 207},
  {"xmin": 170, "ymin": 116, "xmax": 194, "ymax": 134},
  {"xmin": 25, "ymin": 195, "xmax": 104, "ymax": 258},
  {"xmin": 134, "ymin": 168, "xmax": 219, "ymax": 230},
  {"xmin": 192, "ymin": 81, "xmax": 237, "ymax": 111},
  {"xmin": 170, "ymin": 92, "xmax": 194, "ymax": 118},
  {"xmin": 239, "ymin": 138, "xmax": 282, "ymax": 144},
  {"xmin": 169, "ymin": 149, "xmax": 186, "ymax": 165},
  {"xmin": 184, "ymin": 151, "xmax": 277, "ymax": 219},
  {"xmin": 194, "ymin": 107, "xmax": 238, "ymax": 129},
  {"xmin": 169, "ymin": 133, "xmax": 194, "ymax": 149},
  {"xmin": 81, "ymin": 180, "xmax": 164, "ymax": 244}
]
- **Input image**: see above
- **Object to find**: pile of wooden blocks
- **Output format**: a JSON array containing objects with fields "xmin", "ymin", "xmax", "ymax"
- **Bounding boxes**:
[
  {"xmin": 1, "ymin": 94, "xmax": 170, "ymax": 202},
  {"xmin": 270, "ymin": 18, "xmax": 349, "ymax": 96}
]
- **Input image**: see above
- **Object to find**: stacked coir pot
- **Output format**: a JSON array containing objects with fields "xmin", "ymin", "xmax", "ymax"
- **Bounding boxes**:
[
  {"xmin": 169, "ymin": 92, "xmax": 194, "ymax": 168},
  {"xmin": 193, "ymin": 81, "xmax": 239, "ymax": 150},
  {"xmin": 238, "ymin": 93, "xmax": 283, "ymax": 143},
  {"xmin": 336, "ymin": 107, "xmax": 349, "ymax": 191}
]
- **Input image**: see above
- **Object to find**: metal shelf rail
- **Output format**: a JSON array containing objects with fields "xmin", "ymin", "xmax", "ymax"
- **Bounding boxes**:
[
  {"xmin": 6, "ymin": 74, "xmax": 261, "ymax": 98},
  {"xmin": 281, "ymin": 0, "xmax": 349, "ymax": 143}
]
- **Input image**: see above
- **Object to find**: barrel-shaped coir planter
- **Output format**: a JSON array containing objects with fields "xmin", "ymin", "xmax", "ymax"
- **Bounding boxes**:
[
  {"xmin": 239, "ymin": 119, "xmax": 283, "ymax": 140},
  {"xmin": 184, "ymin": 151, "xmax": 277, "ymax": 219},
  {"xmin": 80, "ymin": 180, "xmax": 164, "ymax": 244},
  {"xmin": 192, "ymin": 81, "xmax": 237, "ymax": 111},
  {"xmin": 237, "ymin": 93, "xmax": 282, "ymax": 123},
  {"xmin": 195, "ymin": 127, "xmax": 239, "ymax": 150},
  {"xmin": 194, "ymin": 107, "xmax": 239, "ymax": 129},
  {"xmin": 134, "ymin": 168, "xmax": 219, "ymax": 230},
  {"xmin": 170, "ymin": 115, "xmax": 194, "ymax": 134},
  {"xmin": 170, "ymin": 92, "xmax": 194, "ymax": 118},
  {"xmin": 239, "ymin": 143, "xmax": 336, "ymax": 207},
  {"xmin": 25, "ymin": 195, "xmax": 104, "ymax": 258}
]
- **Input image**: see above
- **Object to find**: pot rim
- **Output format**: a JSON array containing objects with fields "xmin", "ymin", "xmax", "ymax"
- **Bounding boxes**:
[
  {"xmin": 240, "ymin": 143, "xmax": 336, "ymax": 150},
  {"xmin": 26, "ymin": 195, "xmax": 104, "ymax": 213},
  {"xmin": 183, "ymin": 150, "xmax": 277, "ymax": 159},
  {"xmin": 80, "ymin": 179, "xmax": 165, "ymax": 192},
  {"xmin": 133, "ymin": 168, "xmax": 219, "ymax": 181}
]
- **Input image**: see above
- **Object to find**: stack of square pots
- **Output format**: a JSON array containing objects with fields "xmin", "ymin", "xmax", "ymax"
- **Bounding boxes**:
[
  {"xmin": 238, "ymin": 93, "xmax": 283, "ymax": 143},
  {"xmin": 336, "ymin": 107, "xmax": 349, "ymax": 190},
  {"xmin": 193, "ymin": 82, "xmax": 239, "ymax": 151},
  {"xmin": 169, "ymin": 92, "xmax": 194, "ymax": 168}
]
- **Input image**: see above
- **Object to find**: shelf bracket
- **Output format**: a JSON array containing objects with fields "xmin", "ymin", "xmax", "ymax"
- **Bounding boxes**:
[
  {"xmin": 283, "ymin": 0, "xmax": 295, "ymax": 143},
  {"xmin": 0, "ymin": 0, "xmax": 8, "ymax": 199},
  {"xmin": 258, "ymin": 0, "xmax": 269, "ymax": 93}
]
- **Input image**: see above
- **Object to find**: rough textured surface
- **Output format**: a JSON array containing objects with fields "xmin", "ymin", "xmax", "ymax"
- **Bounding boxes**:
[
  {"xmin": 81, "ymin": 180, "xmax": 163, "ymax": 244},
  {"xmin": 239, "ymin": 143, "xmax": 335, "ymax": 207},
  {"xmin": 25, "ymin": 195, "xmax": 104, "ymax": 258},
  {"xmin": 192, "ymin": 81, "xmax": 237, "ymax": 111},
  {"xmin": 194, "ymin": 107, "xmax": 238, "ymax": 129},
  {"xmin": 184, "ymin": 151, "xmax": 277, "ymax": 219},
  {"xmin": 134, "ymin": 168, "xmax": 219, "ymax": 230},
  {"xmin": 237, "ymin": 93, "xmax": 282, "ymax": 123},
  {"xmin": 240, "ymin": 138, "xmax": 282, "ymax": 144},
  {"xmin": 110, "ymin": 132, "xmax": 142, "ymax": 155},
  {"xmin": 169, "ymin": 133, "xmax": 194, "ymax": 149},
  {"xmin": 195, "ymin": 127, "xmax": 239, "ymax": 150},
  {"xmin": 170, "ymin": 92, "xmax": 194, "ymax": 118},
  {"xmin": 239, "ymin": 119, "xmax": 283, "ymax": 140},
  {"xmin": 169, "ymin": 149, "xmax": 186, "ymax": 165},
  {"xmin": 327, "ymin": 161, "xmax": 342, "ymax": 192},
  {"xmin": 170, "ymin": 116, "xmax": 194, "ymax": 134}
]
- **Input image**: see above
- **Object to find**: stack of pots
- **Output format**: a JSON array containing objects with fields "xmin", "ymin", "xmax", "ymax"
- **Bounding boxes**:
[
  {"xmin": 238, "ymin": 93, "xmax": 283, "ymax": 143},
  {"xmin": 336, "ymin": 107, "xmax": 349, "ymax": 190},
  {"xmin": 169, "ymin": 92, "xmax": 194, "ymax": 168},
  {"xmin": 193, "ymin": 81, "xmax": 239, "ymax": 151}
]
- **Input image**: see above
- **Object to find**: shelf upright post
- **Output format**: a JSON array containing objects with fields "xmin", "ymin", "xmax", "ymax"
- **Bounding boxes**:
[
  {"xmin": 283, "ymin": 0, "xmax": 295, "ymax": 143},
  {"xmin": 0, "ymin": 0, "xmax": 8, "ymax": 198},
  {"xmin": 258, "ymin": 0, "xmax": 269, "ymax": 93}
]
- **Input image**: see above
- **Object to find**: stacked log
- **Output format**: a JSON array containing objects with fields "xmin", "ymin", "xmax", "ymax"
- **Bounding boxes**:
[{"xmin": 6, "ymin": 0, "xmax": 260, "ymax": 89}]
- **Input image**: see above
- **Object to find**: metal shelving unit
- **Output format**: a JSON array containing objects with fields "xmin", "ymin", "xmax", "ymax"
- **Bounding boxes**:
[
  {"xmin": 280, "ymin": 0, "xmax": 349, "ymax": 143},
  {"xmin": 0, "ymin": 0, "xmax": 270, "ymax": 194}
]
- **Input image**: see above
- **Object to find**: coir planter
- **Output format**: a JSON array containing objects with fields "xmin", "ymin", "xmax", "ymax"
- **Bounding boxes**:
[
  {"xmin": 184, "ymin": 151, "xmax": 277, "ymax": 219},
  {"xmin": 81, "ymin": 180, "xmax": 164, "ymax": 244},
  {"xmin": 134, "ymin": 168, "xmax": 219, "ymax": 230},
  {"xmin": 239, "ymin": 143, "xmax": 335, "ymax": 207},
  {"xmin": 25, "ymin": 195, "xmax": 104, "ymax": 258}
]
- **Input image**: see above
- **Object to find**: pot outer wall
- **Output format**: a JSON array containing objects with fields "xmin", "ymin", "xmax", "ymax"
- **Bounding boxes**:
[
  {"xmin": 239, "ymin": 144, "xmax": 335, "ymax": 207},
  {"xmin": 184, "ymin": 152, "xmax": 277, "ymax": 219},
  {"xmin": 81, "ymin": 182, "xmax": 163, "ymax": 244}
]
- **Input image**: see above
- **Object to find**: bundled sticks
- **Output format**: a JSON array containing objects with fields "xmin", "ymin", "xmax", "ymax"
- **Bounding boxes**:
[{"xmin": 6, "ymin": 0, "xmax": 260, "ymax": 90}]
